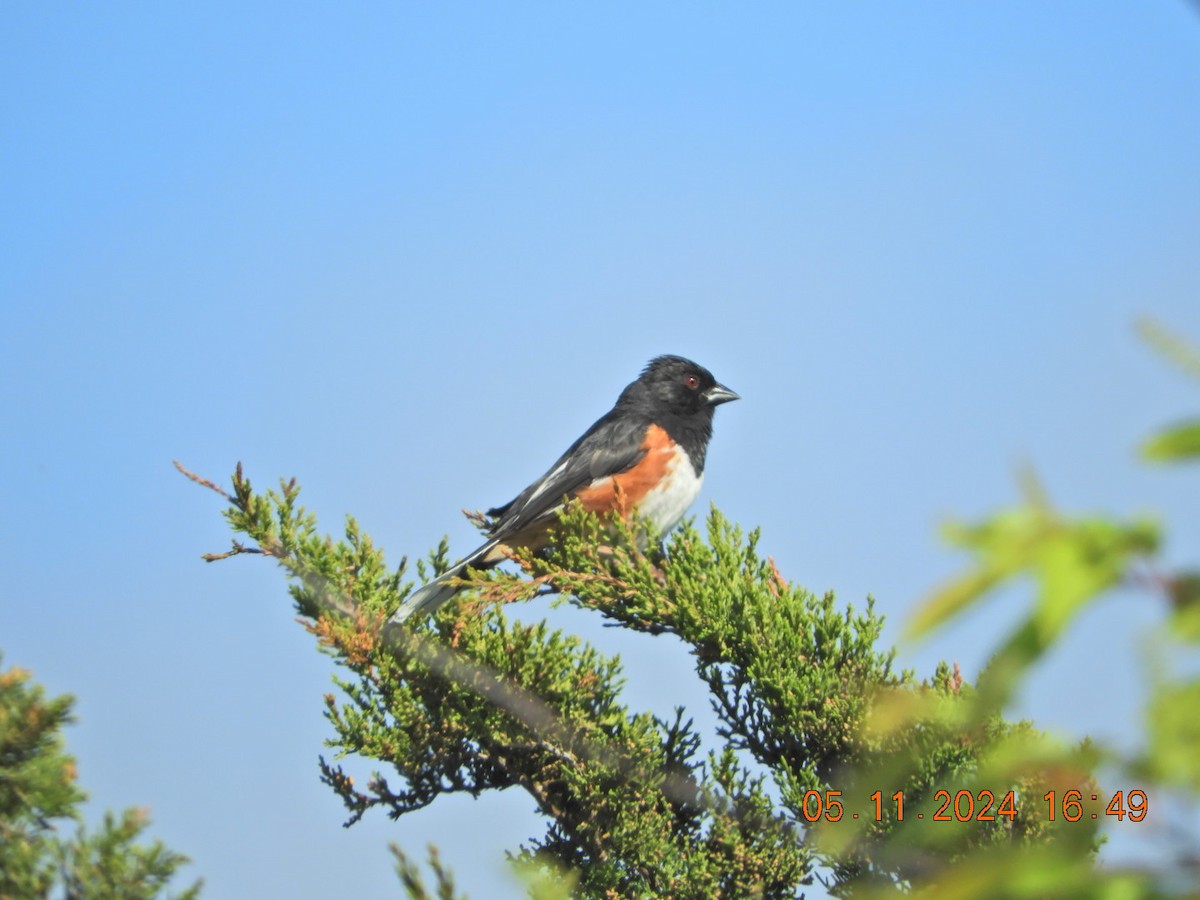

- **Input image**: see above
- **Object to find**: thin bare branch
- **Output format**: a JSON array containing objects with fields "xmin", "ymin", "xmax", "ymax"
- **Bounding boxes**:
[
  {"xmin": 173, "ymin": 460, "xmax": 233, "ymax": 501},
  {"xmin": 201, "ymin": 541, "xmax": 264, "ymax": 562}
]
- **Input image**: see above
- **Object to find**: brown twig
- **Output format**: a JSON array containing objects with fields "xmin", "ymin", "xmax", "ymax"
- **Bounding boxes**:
[
  {"xmin": 462, "ymin": 508, "xmax": 493, "ymax": 532},
  {"xmin": 201, "ymin": 541, "xmax": 264, "ymax": 562},
  {"xmin": 767, "ymin": 555, "xmax": 789, "ymax": 598},
  {"xmin": 174, "ymin": 459, "xmax": 233, "ymax": 501}
]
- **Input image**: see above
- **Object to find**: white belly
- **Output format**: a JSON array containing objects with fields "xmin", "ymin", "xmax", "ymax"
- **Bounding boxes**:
[{"xmin": 636, "ymin": 449, "xmax": 703, "ymax": 534}]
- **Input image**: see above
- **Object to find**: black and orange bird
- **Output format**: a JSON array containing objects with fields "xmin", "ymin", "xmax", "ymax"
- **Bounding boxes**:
[{"xmin": 390, "ymin": 355, "xmax": 739, "ymax": 623}]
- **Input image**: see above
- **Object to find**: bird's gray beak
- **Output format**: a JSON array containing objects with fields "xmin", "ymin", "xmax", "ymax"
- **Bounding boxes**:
[{"xmin": 704, "ymin": 383, "xmax": 740, "ymax": 406}]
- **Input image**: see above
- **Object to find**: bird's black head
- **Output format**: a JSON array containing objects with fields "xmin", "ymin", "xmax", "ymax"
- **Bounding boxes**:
[
  {"xmin": 611, "ymin": 355, "xmax": 738, "ymax": 473},
  {"xmin": 619, "ymin": 355, "xmax": 739, "ymax": 418}
]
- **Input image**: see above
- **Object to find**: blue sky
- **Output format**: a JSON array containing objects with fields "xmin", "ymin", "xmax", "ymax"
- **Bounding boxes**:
[{"xmin": 3, "ymin": 3, "xmax": 1199, "ymax": 896}]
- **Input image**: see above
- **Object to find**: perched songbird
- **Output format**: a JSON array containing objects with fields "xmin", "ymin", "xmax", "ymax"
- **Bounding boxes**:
[{"xmin": 390, "ymin": 355, "xmax": 739, "ymax": 623}]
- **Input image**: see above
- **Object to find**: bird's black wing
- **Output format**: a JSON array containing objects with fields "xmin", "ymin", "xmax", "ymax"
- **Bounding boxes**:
[{"xmin": 486, "ymin": 409, "xmax": 650, "ymax": 540}]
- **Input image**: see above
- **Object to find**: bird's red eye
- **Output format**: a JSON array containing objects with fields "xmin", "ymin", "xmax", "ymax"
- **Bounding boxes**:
[{"xmin": 684, "ymin": 374, "xmax": 700, "ymax": 390}]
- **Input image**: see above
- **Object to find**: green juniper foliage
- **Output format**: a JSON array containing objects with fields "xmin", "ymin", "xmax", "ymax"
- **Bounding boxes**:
[
  {"xmin": 0, "ymin": 661, "xmax": 82, "ymax": 897},
  {"xmin": 183, "ymin": 462, "xmax": 1085, "ymax": 898},
  {"xmin": 0, "ymin": 659, "xmax": 201, "ymax": 900}
]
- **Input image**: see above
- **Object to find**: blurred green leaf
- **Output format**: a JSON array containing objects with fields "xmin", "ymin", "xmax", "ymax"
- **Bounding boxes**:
[
  {"xmin": 881, "ymin": 843, "xmax": 1151, "ymax": 900},
  {"xmin": 1033, "ymin": 518, "xmax": 1158, "ymax": 638},
  {"xmin": 910, "ymin": 507, "xmax": 1156, "ymax": 646},
  {"xmin": 390, "ymin": 844, "xmax": 467, "ymax": 900},
  {"xmin": 907, "ymin": 565, "xmax": 1008, "ymax": 640},
  {"xmin": 1166, "ymin": 572, "xmax": 1200, "ymax": 642},
  {"xmin": 1141, "ymin": 420, "xmax": 1200, "ymax": 463},
  {"xmin": 907, "ymin": 509, "xmax": 1053, "ymax": 639},
  {"xmin": 1146, "ymin": 678, "xmax": 1200, "ymax": 792},
  {"xmin": 1137, "ymin": 317, "xmax": 1200, "ymax": 380},
  {"xmin": 512, "ymin": 856, "xmax": 581, "ymax": 900},
  {"xmin": 912, "ymin": 502, "xmax": 1157, "ymax": 716}
]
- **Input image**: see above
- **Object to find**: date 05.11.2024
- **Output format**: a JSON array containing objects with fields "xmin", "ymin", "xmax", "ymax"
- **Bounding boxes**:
[{"xmin": 795, "ymin": 789, "xmax": 1148, "ymax": 824}]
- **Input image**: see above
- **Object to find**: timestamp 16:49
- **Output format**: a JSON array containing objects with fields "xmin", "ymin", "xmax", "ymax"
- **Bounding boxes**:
[{"xmin": 795, "ymin": 789, "xmax": 1147, "ymax": 823}]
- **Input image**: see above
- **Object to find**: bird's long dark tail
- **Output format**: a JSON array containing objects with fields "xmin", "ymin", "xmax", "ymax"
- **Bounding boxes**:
[{"xmin": 388, "ymin": 539, "xmax": 499, "ymax": 624}]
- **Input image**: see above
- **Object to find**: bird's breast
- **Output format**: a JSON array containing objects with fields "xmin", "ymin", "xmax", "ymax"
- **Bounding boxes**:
[
  {"xmin": 575, "ymin": 425, "xmax": 703, "ymax": 535},
  {"xmin": 635, "ymin": 444, "xmax": 704, "ymax": 534}
]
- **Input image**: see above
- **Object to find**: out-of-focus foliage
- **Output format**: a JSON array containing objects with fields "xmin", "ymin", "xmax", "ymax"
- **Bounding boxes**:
[
  {"xmin": 0, "ymin": 659, "xmax": 201, "ymax": 899},
  {"xmin": 860, "ymin": 319, "xmax": 1199, "ymax": 897}
]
